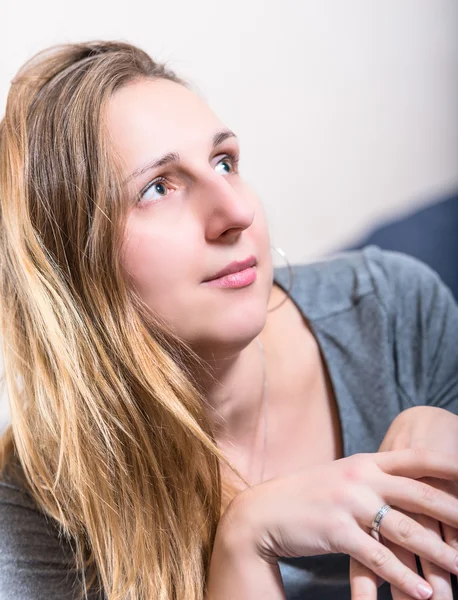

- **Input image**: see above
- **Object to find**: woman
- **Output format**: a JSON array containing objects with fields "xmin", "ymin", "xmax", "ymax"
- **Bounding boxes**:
[{"xmin": 1, "ymin": 40, "xmax": 458, "ymax": 600}]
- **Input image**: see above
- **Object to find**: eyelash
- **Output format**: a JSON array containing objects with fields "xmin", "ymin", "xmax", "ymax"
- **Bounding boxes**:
[
  {"xmin": 139, "ymin": 176, "xmax": 168, "ymax": 200},
  {"xmin": 138, "ymin": 151, "xmax": 240, "ymax": 202},
  {"xmin": 225, "ymin": 151, "xmax": 240, "ymax": 170}
]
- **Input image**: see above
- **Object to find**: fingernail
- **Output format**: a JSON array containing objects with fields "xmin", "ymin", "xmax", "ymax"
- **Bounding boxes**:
[{"xmin": 416, "ymin": 583, "xmax": 432, "ymax": 599}]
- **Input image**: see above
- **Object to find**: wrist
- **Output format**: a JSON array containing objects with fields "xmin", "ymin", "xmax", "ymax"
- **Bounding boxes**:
[
  {"xmin": 217, "ymin": 487, "xmax": 265, "ymax": 558},
  {"xmin": 207, "ymin": 493, "xmax": 285, "ymax": 600}
]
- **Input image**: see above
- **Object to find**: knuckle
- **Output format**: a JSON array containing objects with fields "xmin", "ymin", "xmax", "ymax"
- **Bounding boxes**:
[
  {"xmin": 410, "ymin": 447, "xmax": 429, "ymax": 460},
  {"xmin": 413, "ymin": 446, "xmax": 441, "ymax": 465},
  {"xmin": 398, "ymin": 566, "xmax": 413, "ymax": 589},
  {"xmin": 326, "ymin": 510, "xmax": 354, "ymax": 552},
  {"xmin": 369, "ymin": 547, "xmax": 391, "ymax": 570},
  {"xmin": 328, "ymin": 510, "xmax": 352, "ymax": 537},
  {"xmin": 430, "ymin": 543, "xmax": 449, "ymax": 566},
  {"xmin": 331, "ymin": 483, "xmax": 362, "ymax": 508},
  {"xmin": 404, "ymin": 446, "xmax": 431, "ymax": 466},
  {"xmin": 416, "ymin": 480, "xmax": 437, "ymax": 504},
  {"xmin": 396, "ymin": 516, "xmax": 417, "ymax": 541},
  {"xmin": 343, "ymin": 454, "xmax": 367, "ymax": 482}
]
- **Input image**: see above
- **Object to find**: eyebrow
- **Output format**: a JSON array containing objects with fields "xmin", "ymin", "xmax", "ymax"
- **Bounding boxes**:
[{"xmin": 123, "ymin": 129, "xmax": 237, "ymax": 185}]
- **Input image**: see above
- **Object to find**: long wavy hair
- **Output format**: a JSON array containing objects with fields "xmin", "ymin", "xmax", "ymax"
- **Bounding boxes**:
[{"xmin": 0, "ymin": 40, "xmax": 243, "ymax": 600}]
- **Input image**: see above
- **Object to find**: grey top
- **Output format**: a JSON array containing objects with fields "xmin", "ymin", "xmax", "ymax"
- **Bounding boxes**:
[{"xmin": 1, "ymin": 246, "xmax": 458, "ymax": 599}]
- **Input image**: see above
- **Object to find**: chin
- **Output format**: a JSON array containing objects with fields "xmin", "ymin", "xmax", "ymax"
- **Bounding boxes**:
[
  {"xmin": 194, "ymin": 301, "xmax": 268, "ymax": 358},
  {"xmin": 185, "ymin": 268, "xmax": 272, "ymax": 357},
  {"xmin": 222, "ymin": 313, "xmax": 266, "ymax": 348}
]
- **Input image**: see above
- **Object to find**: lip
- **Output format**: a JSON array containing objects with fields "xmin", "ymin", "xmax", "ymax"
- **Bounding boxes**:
[{"xmin": 202, "ymin": 255, "xmax": 257, "ymax": 283}]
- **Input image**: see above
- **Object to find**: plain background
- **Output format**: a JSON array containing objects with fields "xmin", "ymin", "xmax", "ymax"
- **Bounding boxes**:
[{"xmin": 1, "ymin": 0, "xmax": 458, "ymax": 426}]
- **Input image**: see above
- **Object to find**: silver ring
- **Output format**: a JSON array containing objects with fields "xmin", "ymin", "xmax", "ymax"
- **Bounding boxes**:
[{"xmin": 370, "ymin": 504, "xmax": 391, "ymax": 542}]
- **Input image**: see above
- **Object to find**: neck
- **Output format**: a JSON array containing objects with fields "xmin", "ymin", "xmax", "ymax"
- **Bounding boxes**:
[
  {"xmin": 196, "ymin": 284, "xmax": 289, "ymax": 450},
  {"xmin": 197, "ymin": 338, "xmax": 265, "ymax": 444}
]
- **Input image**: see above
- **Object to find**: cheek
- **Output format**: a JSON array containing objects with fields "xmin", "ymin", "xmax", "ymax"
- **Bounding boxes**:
[{"xmin": 121, "ymin": 217, "xmax": 198, "ymax": 304}]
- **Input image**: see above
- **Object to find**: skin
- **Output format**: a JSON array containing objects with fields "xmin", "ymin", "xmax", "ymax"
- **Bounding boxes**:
[
  {"xmin": 111, "ymin": 78, "xmax": 272, "ymax": 354},
  {"xmin": 352, "ymin": 407, "xmax": 458, "ymax": 600},
  {"xmin": 108, "ymin": 77, "xmax": 321, "ymax": 474},
  {"xmin": 106, "ymin": 78, "xmax": 458, "ymax": 599}
]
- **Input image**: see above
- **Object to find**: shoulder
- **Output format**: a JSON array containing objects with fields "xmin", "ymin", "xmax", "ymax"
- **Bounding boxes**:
[
  {"xmin": 275, "ymin": 246, "xmax": 458, "ymax": 409},
  {"xmin": 0, "ymin": 463, "xmax": 87, "ymax": 599},
  {"xmin": 0, "ymin": 457, "xmax": 41, "ymax": 522},
  {"xmin": 274, "ymin": 245, "xmax": 454, "ymax": 324}
]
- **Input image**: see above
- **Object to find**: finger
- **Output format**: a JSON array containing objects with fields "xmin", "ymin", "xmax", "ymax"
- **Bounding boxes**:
[
  {"xmin": 349, "ymin": 556, "xmax": 378, "ymax": 600},
  {"xmin": 418, "ymin": 476, "xmax": 458, "ymax": 496},
  {"xmin": 379, "ymin": 474, "xmax": 458, "ymax": 529},
  {"xmin": 426, "ymin": 478, "xmax": 458, "ymax": 550},
  {"xmin": 339, "ymin": 524, "xmax": 433, "ymax": 599},
  {"xmin": 359, "ymin": 505, "xmax": 458, "ymax": 578},
  {"xmin": 381, "ymin": 539, "xmax": 418, "ymax": 600},
  {"xmin": 416, "ymin": 515, "xmax": 454, "ymax": 600},
  {"xmin": 442, "ymin": 521, "xmax": 458, "ymax": 594},
  {"xmin": 375, "ymin": 448, "xmax": 458, "ymax": 481},
  {"xmin": 442, "ymin": 522, "xmax": 458, "ymax": 551},
  {"xmin": 416, "ymin": 477, "xmax": 458, "ymax": 551}
]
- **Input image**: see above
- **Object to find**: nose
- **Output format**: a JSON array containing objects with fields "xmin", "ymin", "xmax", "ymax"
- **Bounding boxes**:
[{"xmin": 200, "ymin": 174, "xmax": 255, "ymax": 243}]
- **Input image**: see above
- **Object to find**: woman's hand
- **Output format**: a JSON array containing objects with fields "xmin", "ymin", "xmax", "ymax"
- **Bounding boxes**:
[
  {"xmin": 224, "ymin": 448, "xmax": 458, "ymax": 600},
  {"xmin": 350, "ymin": 407, "xmax": 458, "ymax": 599},
  {"xmin": 378, "ymin": 406, "xmax": 458, "ymax": 455}
]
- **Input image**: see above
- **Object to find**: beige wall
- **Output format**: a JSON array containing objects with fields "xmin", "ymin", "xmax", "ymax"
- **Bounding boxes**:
[{"xmin": 1, "ymin": 0, "xmax": 457, "ymax": 426}]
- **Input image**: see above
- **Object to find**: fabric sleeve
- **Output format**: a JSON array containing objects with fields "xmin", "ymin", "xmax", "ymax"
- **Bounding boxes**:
[
  {"xmin": 363, "ymin": 246, "xmax": 458, "ymax": 413},
  {"xmin": 0, "ymin": 481, "xmax": 99, "ymax": 600}
]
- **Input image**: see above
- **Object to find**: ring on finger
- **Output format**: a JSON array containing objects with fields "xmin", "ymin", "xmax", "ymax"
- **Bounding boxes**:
[{"xmin": 370, "ymin": 504, "xmax": 392, "ymax": 542}]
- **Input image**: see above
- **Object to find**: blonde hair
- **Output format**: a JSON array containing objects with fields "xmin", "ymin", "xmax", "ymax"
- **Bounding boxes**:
[{"xmin": 0, "ymin": 41, "xmax": 242, "ymax": 599}]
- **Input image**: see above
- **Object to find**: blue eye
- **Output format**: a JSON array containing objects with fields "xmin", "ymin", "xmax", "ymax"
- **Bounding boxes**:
[
  {"xmin": 215, "ymin": 154, "xmax": 239, "ymax": 175},
  {"xmin": 140, "ymin": 178, "xmax": 170, "ymax": 203},
  {"xmin": 137, "ymin": 153, "xmax": 239, "ymax": 205}
]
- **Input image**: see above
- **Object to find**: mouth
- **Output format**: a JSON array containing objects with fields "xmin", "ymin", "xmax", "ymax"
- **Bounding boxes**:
[{"xmin": 202, "ymin": 255, "xmax": 258, "ymax": 289}]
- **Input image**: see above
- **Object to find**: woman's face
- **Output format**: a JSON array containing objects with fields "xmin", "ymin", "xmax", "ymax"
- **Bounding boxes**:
[{"xmin": 107, "ymin": 78, "xmax": 272, "ymax": 356}]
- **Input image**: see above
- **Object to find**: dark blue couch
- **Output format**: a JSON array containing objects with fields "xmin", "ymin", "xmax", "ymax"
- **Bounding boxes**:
[{"xmin": 351, "ymin": 192, "xmax": 458, "ymax": 301}]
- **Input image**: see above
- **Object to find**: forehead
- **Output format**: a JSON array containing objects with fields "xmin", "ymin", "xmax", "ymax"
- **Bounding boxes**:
[{"xmin": 106, "ymin": 78, "xmax": 226, "ymax": 168}]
